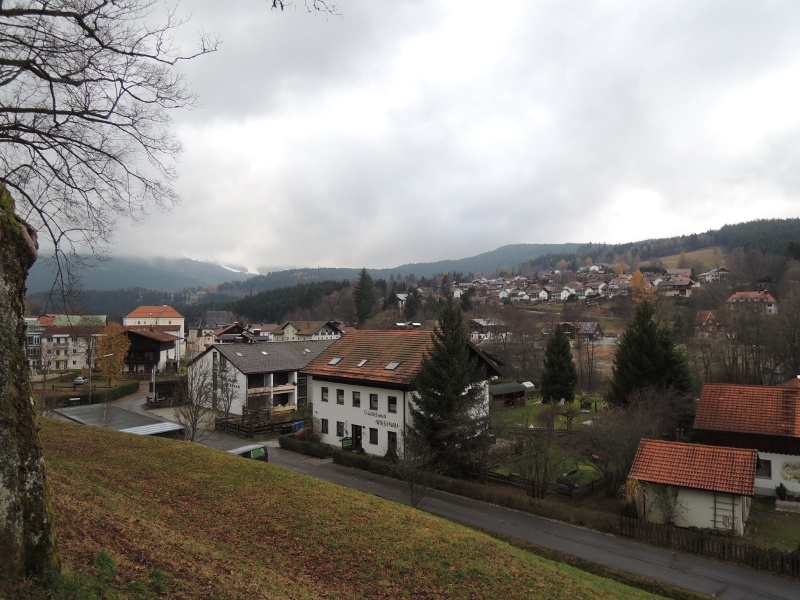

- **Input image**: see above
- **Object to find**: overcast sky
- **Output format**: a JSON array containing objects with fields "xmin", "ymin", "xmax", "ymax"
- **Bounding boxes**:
[{"xmin": 113, "ymin": 0, "xmax": 800, "ymax": 273}]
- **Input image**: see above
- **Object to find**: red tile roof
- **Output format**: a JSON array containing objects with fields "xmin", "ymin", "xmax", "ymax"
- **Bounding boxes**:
[
  {"xmin": 302, "ymin": 330, "xmax": 435, "ymax": 387},
  {"xmin": 125, "ymin": 305, "xmax": 184, "ymax": 319},
  {"xmin": 725, "ymin": 291, "xmax": 777, "ymax": 304},
  {"xmin": 694, "ymin": 384, "xmax": 800, "ymax": 438},
  {"xmin": 629, "ymin": 439, "xmax": 756, "ymax": 495}
]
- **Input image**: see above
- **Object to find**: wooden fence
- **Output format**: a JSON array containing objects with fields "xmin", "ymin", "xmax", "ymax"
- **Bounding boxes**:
[{"xmin": 620, "ymin": 516, "xmax": 800, "ymax": 578}]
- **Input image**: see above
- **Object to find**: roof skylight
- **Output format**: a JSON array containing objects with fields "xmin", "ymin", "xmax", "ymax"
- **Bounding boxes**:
[
  {"xmin": 385, "ymin": 361, "xmax": 401, "ymax": 371},
  {"xmin": 328, "ymin": 357, "xmax": 342, "ymax": 366},
  {"xmin": 357, "ymin": 359, "xmax": 368, "ymax": 367}
]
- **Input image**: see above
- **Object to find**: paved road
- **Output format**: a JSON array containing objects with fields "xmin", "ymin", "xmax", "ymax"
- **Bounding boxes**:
[{"xmin": 114, "ymin": 394, "xmax": 800, "ymax": 599}]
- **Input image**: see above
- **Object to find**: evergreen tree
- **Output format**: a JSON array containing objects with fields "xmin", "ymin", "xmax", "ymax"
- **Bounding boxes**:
[
  {"xmin": 404, "ymin": 288, "xmax": 422, "ymax": 321},
  {"xmin": 353, "ymin": 268, "xmax": 376, "ymax": 325},
  {"xmin": 410, "ymin": 299, "xmax": 488, "ymax": 473},
  {"xmin": 608, "ymin": 301, "xmax": 693, "ymax": 404},
  {"xmin": 383, "ymin": 281, "xmax": 399, "ymax": 311},
  {"xmin": 540, "ymin": 325, "xmax": 578, "ymax": 403}
]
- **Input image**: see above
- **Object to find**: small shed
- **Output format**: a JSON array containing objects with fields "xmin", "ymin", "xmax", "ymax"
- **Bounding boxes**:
[
  {"xmin": 628, "ymin": 439, "xmax": 757, "ymax": 536},
  {"xmin": 489, "ymin": 382, "xmax": 528, "ymax": 407}
]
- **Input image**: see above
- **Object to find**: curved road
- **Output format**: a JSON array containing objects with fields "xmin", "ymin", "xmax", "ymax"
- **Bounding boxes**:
[{"xmin": 115, "ymin": 393, "xmax": 800, "ymax": 599}]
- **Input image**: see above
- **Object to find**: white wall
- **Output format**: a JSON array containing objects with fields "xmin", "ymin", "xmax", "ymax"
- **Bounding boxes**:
[
  {"xmin": 643, "ymin": 486, "xmax": 750, "ymax": 536},
  {"xmin": 755, "ymin": 451, "xmax": 800, "ymax": 496},
  {"xmin": 310, "ymin": 378, "xmax": 408, "ymax": 456}
]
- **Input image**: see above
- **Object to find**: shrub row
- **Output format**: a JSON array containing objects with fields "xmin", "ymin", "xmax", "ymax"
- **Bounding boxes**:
[
  {"xmin": 43, "ymin": 381, "xmax": 141, "ymax": 409},
  {"xmin": 277, "ymin": 436, "xmax": 335, "ymax": 459},
  {"xmin": 278, "ymin": 438, "xmax": 619, "ymax": 532}
]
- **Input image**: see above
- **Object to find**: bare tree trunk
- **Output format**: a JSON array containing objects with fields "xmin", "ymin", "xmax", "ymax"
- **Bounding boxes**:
[{"xmin": 0, "ymin": 185, "xmax": 59, "ymax": 579}]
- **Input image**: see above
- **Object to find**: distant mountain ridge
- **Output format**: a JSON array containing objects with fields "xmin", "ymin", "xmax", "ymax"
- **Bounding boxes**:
[
  {"xmin": 220, "ymin": 243, "xmax": 582, "ymax": 293},
  {"xmin": 26, "ymin": 256, "xmax": 254, "ymax": 294},
  {"xmin": 25, "ymin": 218, "xmax": 800, "ymax": 296}
]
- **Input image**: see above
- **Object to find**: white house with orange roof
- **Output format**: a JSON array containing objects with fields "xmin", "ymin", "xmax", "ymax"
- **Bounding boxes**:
[{"xmin": 123, "ymin": 305, "xmax": 185, "ymax": 359}]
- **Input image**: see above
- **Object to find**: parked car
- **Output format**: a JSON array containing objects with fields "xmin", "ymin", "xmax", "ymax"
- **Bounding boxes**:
[
  {"xmin": 227, "ymin": 444, "xmax": 268, "ymax": 462},
  {"xmin": 73, "ymin": 376, "xmax": 89, "ymax": 385}
]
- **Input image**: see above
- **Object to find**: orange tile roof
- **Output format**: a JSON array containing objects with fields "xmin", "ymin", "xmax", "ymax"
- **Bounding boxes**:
[
  {"xmin": 302, "ymin": 330, "xmax": 434, "ymax": 387},
  {"xmin": 776, "ymin": 377, "xmax": 800, "ymax": 389},
  {"xmin": 125, "ymin": 305, "xmax": 184, "ymax": 319},
  {"xmin": 694, "ymin": 384, "xmax": 800, "ymax": 438},
  {"xmin": 725, "ymin": 291, "xmax": 777, "ymax": 303},
  {"xmin": 629, "ymin": 439, "xmax": 756, "ymax": 495}
]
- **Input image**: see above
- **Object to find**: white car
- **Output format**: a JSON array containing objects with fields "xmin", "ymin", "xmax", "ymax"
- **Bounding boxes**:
[{"xmin": 73, "ymin": 376, "xmax": 89, "ymax": 385}]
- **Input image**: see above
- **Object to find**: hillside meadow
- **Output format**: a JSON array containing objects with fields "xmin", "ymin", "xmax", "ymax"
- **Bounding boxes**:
[{"xmin": 30, "ymin": 419, "xmax": 673, "ymax": 599}]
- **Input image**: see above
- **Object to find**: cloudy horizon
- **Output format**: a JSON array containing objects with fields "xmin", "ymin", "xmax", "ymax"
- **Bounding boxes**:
[{"xmin": 109, "ymin": 1, "xmax": 800, "ymax": 273}]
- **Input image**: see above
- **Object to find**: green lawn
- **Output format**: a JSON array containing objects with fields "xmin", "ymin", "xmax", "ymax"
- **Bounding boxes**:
[
  {"xmin": 743, "ymin": 496, "xmax": 800, "ymax": 552},
  {"xmin": 491, "ymin": 396, "xmax": 601, "ymax": 429}
]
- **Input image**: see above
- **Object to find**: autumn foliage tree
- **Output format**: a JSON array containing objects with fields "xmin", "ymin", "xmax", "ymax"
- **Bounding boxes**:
[
  {"xmin": 95, "ymin": 323, "xmax": 131, "ymax": 384},
  {"xmin": 630, "ymin": 270, "xmax": 657, "ymax": 304}
]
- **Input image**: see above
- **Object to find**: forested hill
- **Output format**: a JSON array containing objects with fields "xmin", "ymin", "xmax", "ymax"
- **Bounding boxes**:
[
  {"xmin": 523, "ymin": 218, "xmax": 800, "ymax": 270},
  {"xmin": 220, "ymin": 243, "xmax": 581, "ymax": 293},
  {"xmin": 26, "ymin": 255, "xmax": 253, "ymax": 294}
]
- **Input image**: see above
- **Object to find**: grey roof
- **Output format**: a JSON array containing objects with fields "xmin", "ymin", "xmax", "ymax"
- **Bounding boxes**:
[
  {"xmin": 195, "ymin": 310, "xmax": 233, "ymax": 329},
  {"xmin": 213, "ymin": 339, "xmax": 336, "ymax": 375},
  {"xmin": 121, "ymin": 422, "xmax": 183, "ymax": 436},
  {"xmin": 490, "ymin": 382, "xmax": 528, "ymax": 395},
  {"xmin": 55, "ymin": 405, "xmax": 166, "ymax": 431}
]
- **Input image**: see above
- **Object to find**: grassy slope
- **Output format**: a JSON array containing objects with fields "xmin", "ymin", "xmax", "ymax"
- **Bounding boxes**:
[
  {"xmin": 654, "ymin": 247, "xmax": 726, "ymax": 271},
  {"xmin": 39, "ymin": 419, "xmax": 666, "ymax": 600}
]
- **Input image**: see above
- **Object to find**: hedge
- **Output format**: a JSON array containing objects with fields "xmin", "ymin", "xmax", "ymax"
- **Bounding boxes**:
[{"xmin": 43, "ymin": 380, "xmax": 141, "ymax": 409}]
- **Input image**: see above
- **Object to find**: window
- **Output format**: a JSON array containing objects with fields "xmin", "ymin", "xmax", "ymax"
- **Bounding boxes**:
[
  {"xmin": 370, "ymin": 393, "xmax": 378, "ymax": 410},
  {"xmin": 756, "ymin": 458, "xmax": 772, "ymax": 478},
  {"xmin": 336, "ymin": 389, "xmax": 344, "ymax": 405},
  {"xmin": 352, "ymin": 391, "xmax": 361, "ymax": 407},
  {"xmin": 336, "ymin": 421, "xmax": 345, "ymax": 437},
  {"xmin": 321, "ymin": 387, "xmax": 329, "ymax": 402},
  {"xmin": 321, "ymin": 419, "xmax": 329, "ymax": 434},
  {"xmin": 369, "ymin": 428, "xmax": 378, "ymax": 445},
  {"xmin": 328, "ymin": 357, "xmax": 342, "ymax": 366},
  {"xmin": 385, "ymin": 361, "xmax": 401, "ymax": 371},
  {"xmin": 357, "ymin": 359, "xmax": 368, "ymax": 367},
  {"xmin": 388, "ymin": 396, "xmax": 397, "ymax": 413},
  {"xmin": 387, "ymin": 431, "xmax": 397, "ymax": 450}
]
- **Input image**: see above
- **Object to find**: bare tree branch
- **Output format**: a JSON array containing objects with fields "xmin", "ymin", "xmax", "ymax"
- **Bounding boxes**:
[{"xmin": 0, "ymin": 1, "xmax": 218, "ymax": 305}]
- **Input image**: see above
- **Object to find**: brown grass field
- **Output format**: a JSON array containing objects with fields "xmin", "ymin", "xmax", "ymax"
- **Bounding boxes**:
[
  {"xmin": 35, "ymin": 419, "xmax": 671, "ymax": 599},
  {"xmin": 653, "ymin": 247, "xmax": 726, "ymax": 271}
]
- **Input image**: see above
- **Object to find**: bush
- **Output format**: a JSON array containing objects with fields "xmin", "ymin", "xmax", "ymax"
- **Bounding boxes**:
[
  {"xmin": 620, "ymin": 500, "xmax": 638, "ymax": 519},
  {"xmin": 278, "ymin": 436, "xmax": 334, "ymax": 459},
  {"xmin": 776, "ymin": 483, "xmax": 788, "ymax": 501},
  {"xmin": 333, "ymin": 451, "xmax": 394, "ymax": 477},
  {"xmin": 42, "ymin": 380, "xmax": 141, "ymax": 409}
]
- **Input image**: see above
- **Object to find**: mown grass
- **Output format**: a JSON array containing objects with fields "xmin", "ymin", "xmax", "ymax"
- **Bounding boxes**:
[
  {"xmin": 490, "ymin": 397, "xmax": 600, "ymax": 429},
  {"xmin": 743, "ymin": 496, "xmax": 800, "ymax": 552},
  {"xmin": 24, "ymin": 419, "xmax": 677, "ymax": 599}
]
